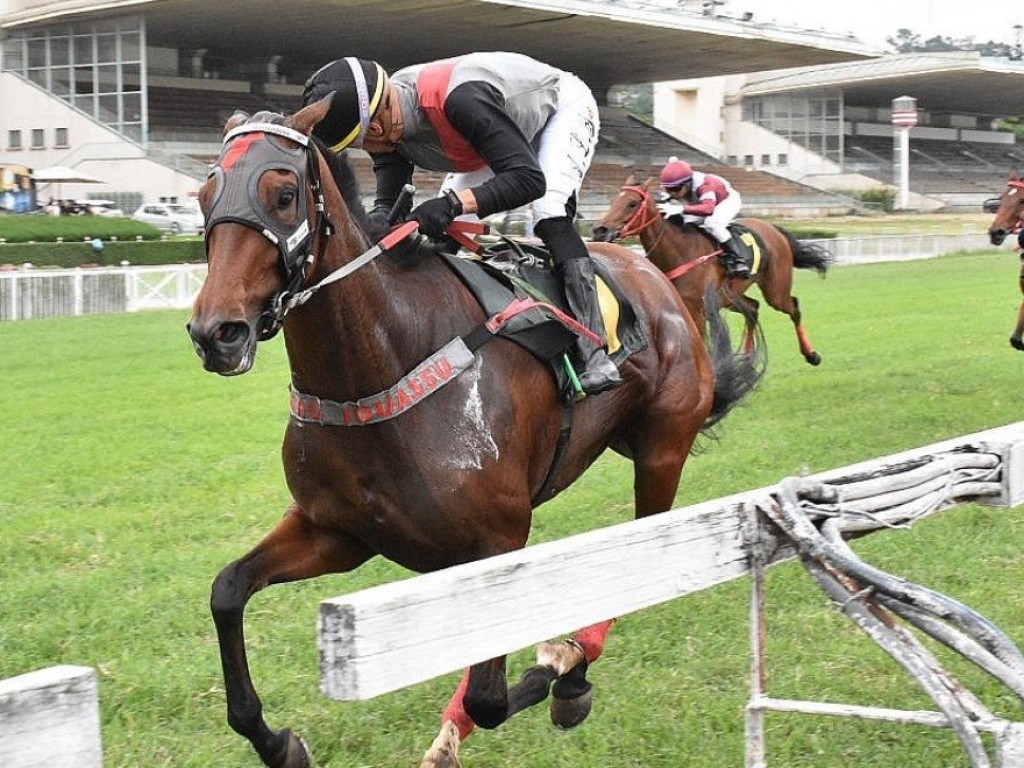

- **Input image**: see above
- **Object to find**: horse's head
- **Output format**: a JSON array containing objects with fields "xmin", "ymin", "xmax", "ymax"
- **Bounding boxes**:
[
  {"xmin": 988, "ymin": 173, "xmax": 1024, "ymax": 246},
  {"xmin": 187, "ymin": 101, "xmax": 337, "ymax": 375},
  {"xmin": 591, "ymin": 175, "xmax": 660, "ymax": 242}
]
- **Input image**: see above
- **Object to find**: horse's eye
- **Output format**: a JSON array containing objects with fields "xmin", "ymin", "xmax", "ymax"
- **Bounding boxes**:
[{"xmin": 277, "ymin": 188, "xmax": 296, "ymax": 208}]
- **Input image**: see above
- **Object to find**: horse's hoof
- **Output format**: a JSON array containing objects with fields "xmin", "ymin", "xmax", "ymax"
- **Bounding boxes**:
[
  {"xmin": 804, "ymin": 351, "xmax": 822, "ymax": 366},
  {"xmin": 550, "ymin": 686, "xmax": 593, "ymax": 729},
  {"xmin": 265, "ymin": 729, "xmax": 312, "ymax": 768},
  {"xmin": 420, "ymin": 720, "xmax": 461, "ymax": 768},
  {"xmin": 1011, "ymin": 337, "xmax": 1024, "ymax": 351}
]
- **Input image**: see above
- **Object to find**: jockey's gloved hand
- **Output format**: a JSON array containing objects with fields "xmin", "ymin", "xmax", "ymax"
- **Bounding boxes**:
[
  {"xmin": 656, "ymin": 201, "xmax": 683, "ymax": 218},
  {"xmin": 409, "ymin": 190, "xmax": 463, "ymax": 239},
  {"xmin": 365, "ymin": 208, "xmax": 391, "ymax": 241}
]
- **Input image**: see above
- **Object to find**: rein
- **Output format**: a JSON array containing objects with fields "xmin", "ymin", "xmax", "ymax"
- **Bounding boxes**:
[{"xmin": 615, "ymin": 184, "xmax": 719, "ymax": 280}]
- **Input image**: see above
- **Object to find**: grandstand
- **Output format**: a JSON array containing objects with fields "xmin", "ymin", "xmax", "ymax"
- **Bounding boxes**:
[
  {"xmin": 0, "ymin": 0, "xmax": 875, "ymax": 216},
  {"xmin": 653, "ymin": 51, "xmax": 1024, "ymax": 210}
]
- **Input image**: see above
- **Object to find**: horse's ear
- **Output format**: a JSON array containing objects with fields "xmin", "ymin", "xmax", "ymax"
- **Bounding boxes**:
[
  {"xmin": 286, "ymin": 96, "xmax": 331, "ymax": 138},
  {"xmin": 223, "ymin": 111, "xmax": 249, "ymax": 136},
  {"xmin": 625, "ymin": 172, "xmax": 638, "ymax": 186}
]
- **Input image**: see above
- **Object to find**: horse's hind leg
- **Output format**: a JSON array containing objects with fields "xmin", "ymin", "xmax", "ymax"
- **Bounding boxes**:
[
  {"xmin": 211, "ymin": 505, "xmax": 372, "ymax": 768},
  {"xmin": 786, "ymin": 296, "xmax": 822, "ymax": 365},
  {"xmin": 766, "ymin": 290, "xmax": 820, "ymax": 366},
  {"xmin": 421, "ymin": 623, "xmax": 616, "ymax": 766},
  {"xmin": 546, "ymin": 620, "xmax": 616, "ymax": 728}
]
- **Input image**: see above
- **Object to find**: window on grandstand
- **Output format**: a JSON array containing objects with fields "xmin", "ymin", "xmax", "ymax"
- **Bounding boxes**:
[
  {"xmin": 777, "ymin": 154, "xmax": 788, "ymax": 166},
  {"xmin": 7, "ymin": 130, "xmax": 22, "ymax": 150},
  {"xmin": 2, "ymin": 16, "xmax": 146, "ymax": 144},
  {"xmin": 31, "ymin": 129, "xmax": 44, "ymax": 149},
  {"xmin": 743, "ymin": 90, "xmax": 844, "ymax": 165},
  {"xmin": 761, "ymin": 154, "xmax": 771, "ymax": 166},
  {"xmin": 55, "ymin": 128, "xmax": 69, "ymax": 147}
]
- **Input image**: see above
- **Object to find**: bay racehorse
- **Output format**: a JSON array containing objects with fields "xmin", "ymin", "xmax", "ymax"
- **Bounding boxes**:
[
  {"xmin": 187, "ymin": 104, "xmax": 762, "ymax": 768},
  {"xmin": 986, "ymin": 172, "xmax": 1024, "ymax": 350},
  {"xmin": 592, "ymin": 174, "xmax": 833, "ymax": 364}
]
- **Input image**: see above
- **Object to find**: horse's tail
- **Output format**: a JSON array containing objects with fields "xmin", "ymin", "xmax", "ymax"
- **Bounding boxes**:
[
  {"xmin": 776, "ymin": 225, "xmax": 834, "ymax": 276},
  {"xmin": 702, "ymin": 283, "xmax": 766, "ymax": 432}
]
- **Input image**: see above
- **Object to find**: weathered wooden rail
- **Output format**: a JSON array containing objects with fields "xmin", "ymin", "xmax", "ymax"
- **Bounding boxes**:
[
  {"xmin": 319, "ymin": 421, "xmax": 1024, "ymax": 766},
  {"xmin": 0, "ymin": 665, "xmax": 103, "ymax": 768}
]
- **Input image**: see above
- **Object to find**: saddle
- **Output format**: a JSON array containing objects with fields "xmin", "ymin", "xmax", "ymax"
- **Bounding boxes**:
[
  {"xmin": 725, "ymin": 223, "xmax": 765, "ymax": 276},
  {"xmin": 440, "ymin": 236, "xmax": 648, "ymax": 395},
  {"xmin": 666, "ymin": 217, "xmax": 766, "ymax": 277}
]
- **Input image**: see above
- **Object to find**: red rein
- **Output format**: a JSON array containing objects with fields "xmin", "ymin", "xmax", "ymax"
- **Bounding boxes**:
[{"xmin": 615, "ymin": 185, "xmax": 721, "ymax": 281}]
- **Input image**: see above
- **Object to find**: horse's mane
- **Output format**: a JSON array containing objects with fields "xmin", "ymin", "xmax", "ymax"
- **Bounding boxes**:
[{"xmin": 314, "ymin": 138, "xmax": 370, "ymax": 231}]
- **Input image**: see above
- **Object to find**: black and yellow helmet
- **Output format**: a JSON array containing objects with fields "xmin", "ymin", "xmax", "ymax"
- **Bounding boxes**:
[{"xmin": 302, "ymin": 57, "xmax": 388, "ymax": 152}]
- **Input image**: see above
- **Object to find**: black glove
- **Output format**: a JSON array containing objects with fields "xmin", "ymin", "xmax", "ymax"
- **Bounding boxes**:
[
  {"xmin": 409, "ymin": 190, "xmax": 463, "ymax": 239},
  {"xmin": 365, "ymin": 208, "xmax": 391, "ymax": 241}
]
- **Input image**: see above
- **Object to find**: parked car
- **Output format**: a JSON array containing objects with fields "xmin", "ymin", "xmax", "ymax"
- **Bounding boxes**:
[
  {"xmin": 79, "ymin": 199, "xmax": 124, "ymax": 217},
  {"xmin": 983, "ymin": 197, "xmax": 1001, "ymax": 213},
  {"xmin": 131, "ymin": 203, "xmax": 204, "ymax": 234}
]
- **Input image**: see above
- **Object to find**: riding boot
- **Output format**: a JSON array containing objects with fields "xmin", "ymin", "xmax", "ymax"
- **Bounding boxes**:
[
  {"xmin": 535, "ymin": 217, "xmax": 623, "ymax": 395},
  {"xmin": 720, "ymin": 236, "xmax": 750, "ymax": 279}
]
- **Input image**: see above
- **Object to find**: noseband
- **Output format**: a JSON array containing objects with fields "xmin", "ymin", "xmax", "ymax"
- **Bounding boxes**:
[
  {"xmin": 610, "ymin": 185, "xmax": 670, "ymax": 255},
  {"xmin": 204, "ymin": 121, "xmax": 333, "ymax": 339}
]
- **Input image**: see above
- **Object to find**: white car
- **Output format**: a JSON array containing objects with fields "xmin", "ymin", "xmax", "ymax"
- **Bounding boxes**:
[
  {"xmin": 131, "ymin": 203, "xmax": 204, "ymax": 235},
  {"xmin": 79, "ymin": 199, "xmax": 124, "ymax": 217}
]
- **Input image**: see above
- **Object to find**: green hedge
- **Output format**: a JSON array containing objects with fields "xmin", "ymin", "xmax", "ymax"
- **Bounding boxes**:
[
  {"xmin": 0, "ymin": 215, "xmax": 165, "ymax": 243},
  {"xmin": 0, "ymin": 238, "xmax": 205, "ymax": 268}
]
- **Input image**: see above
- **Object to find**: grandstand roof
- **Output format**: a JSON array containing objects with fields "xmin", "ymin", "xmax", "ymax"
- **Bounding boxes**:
[
  {"xmin": 742, "ymin": 51, "xmax": 1024, "ymax": 118},
  {"xmin": 1, "ymin": 0, "xmax": 877, "ymax": 94}
]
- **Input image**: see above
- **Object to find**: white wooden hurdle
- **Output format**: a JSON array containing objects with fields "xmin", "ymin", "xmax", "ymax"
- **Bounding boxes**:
[
  {"xmin": 0, "ymin": 665, "xmax": 103, "ymax": 768},
  {"xmin": 319, "ymin": 421, "xmax": 1024, "ymax": 766}
]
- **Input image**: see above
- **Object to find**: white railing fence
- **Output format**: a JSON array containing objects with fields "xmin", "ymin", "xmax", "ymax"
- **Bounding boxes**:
[
  {"xmin": 319, "ymin": 422, "xmax": 1024, "ymax": 767},
  {"xmin": 0, "ymin": 263, "xmax": 206, "ymax": 321},
  {"xmin": 0, "ymin": 234, "xmax": 999, "ymax": 322}
]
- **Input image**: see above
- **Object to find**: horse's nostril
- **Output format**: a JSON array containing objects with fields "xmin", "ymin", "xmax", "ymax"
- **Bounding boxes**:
[{"xmin": 214, "ymin": 321, "xmax": 249, "ymax": 346}]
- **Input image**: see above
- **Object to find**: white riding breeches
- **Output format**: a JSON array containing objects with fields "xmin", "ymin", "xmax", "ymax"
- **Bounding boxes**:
[
  {"xmin": 700, "ymin": 193, "xmax": 743, "ymax": 242},
  {"xmin": 439, "ymin": 71, "xmax": 599, "ymax": 225}
]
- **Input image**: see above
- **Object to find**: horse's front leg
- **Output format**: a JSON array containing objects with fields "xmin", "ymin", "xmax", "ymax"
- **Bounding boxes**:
[
  {"xmin": 211, "ymin": 505, "xmax": 372, "ymax": 768},
  {"xmin": 1012, "ymin": 266, "xmax": 1024, "ymax": 351}
]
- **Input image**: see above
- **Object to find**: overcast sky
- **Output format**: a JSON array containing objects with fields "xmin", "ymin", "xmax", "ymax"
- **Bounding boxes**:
[{"xmin": 746, "ymin": 0, "xmax": 1024, "ymax": 49}]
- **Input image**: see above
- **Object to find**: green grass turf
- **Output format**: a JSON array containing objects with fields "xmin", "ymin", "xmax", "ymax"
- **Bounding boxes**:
[{"xmin": 1, "ymin": 248, "xmax": 1023, "ymax": 767}]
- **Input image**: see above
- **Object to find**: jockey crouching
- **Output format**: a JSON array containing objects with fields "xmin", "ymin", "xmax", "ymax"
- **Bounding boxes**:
[
  {"xmin": 657, "ymin": 158, "xmax": 748, "ymax": 279},
  {"xmin": 301, "ymin": 52, "xmax": 622, "ymax": 394}
]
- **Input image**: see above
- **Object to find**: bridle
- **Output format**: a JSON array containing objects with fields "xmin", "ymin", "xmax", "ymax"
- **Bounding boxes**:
[
  {"xmin": 613, "ymin": 184, "xmax": 669, "ymax": 251},
  {"xmin": 204, "ymin": 121, "xmax": 334, "ymax": 340},
  {"xmin": 1006, "ymin": 180, "xmax": 1024, "ymax": 235},
  {"xmin": 611, "ymin": 184, "xmax": 719, "ymax": 281}
]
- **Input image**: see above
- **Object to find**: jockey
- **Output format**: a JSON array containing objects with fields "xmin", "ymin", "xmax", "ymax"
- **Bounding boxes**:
[
  {"xmin": 301, "ymin": 52, "xmax": 621, "ymax": 394},
  {"xmin": 658, "ymin": 158, "xmax": 748, "ymax": 279}
]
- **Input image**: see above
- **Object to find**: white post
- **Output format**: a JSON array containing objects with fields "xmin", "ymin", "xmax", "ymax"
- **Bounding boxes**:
[{"xmin": 891, "ymin": 96, "xmax": 918, "ymax": 211}]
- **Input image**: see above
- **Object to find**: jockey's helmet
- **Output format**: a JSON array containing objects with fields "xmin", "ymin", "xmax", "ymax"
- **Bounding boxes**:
[
  {"xmin": 302, "ymin": 57, "xmax": 388, "ymax": 152},
  {"xmin": 660, "ymin": 159, "xmax": 693, "ymax": 191}
]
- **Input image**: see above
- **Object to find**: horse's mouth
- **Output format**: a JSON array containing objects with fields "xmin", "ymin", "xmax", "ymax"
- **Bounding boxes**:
[
  {"xmin": 591, "ymin": 226, "xmax": 618, "ymax": 243},
  {"xmin": 990, "ymin": 229, "xmax": 1008, "ymax": 246}
]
